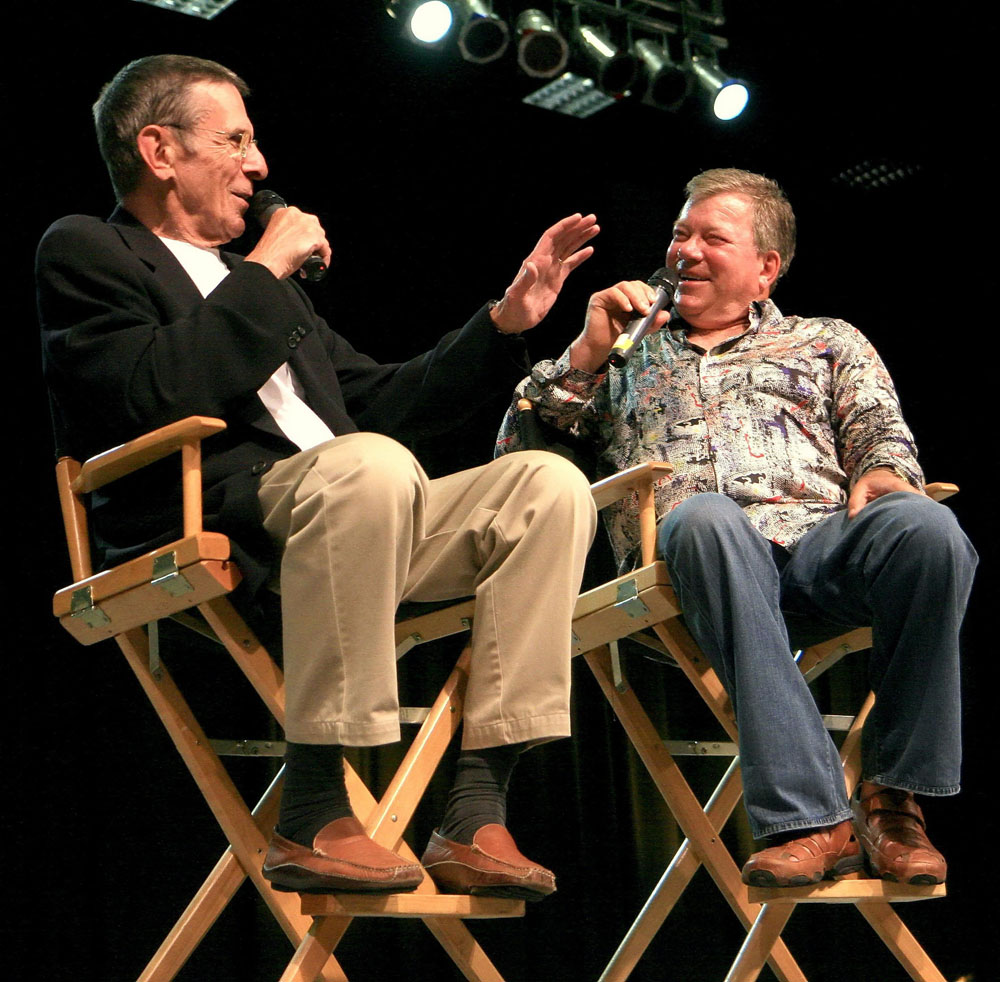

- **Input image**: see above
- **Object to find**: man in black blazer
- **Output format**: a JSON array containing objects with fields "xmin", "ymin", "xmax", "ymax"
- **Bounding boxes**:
[{"xmin": 37, "ymin": 54, "xmax": 598, "ymax": 899}]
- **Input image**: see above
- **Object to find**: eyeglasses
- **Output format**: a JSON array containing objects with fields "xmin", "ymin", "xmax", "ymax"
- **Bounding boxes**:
[{"xmin": 160, "ymin": 123, "xmax": 259, "ymax": 160}]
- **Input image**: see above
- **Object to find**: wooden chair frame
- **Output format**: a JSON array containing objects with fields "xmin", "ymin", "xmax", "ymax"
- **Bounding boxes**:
[
  {"xmin": 52, "ymin": 416, "xmax": 523, "ymax": 982},
  {"xmin": 568, "ymin": 460, "xmax": 955, "ymax": 982}
]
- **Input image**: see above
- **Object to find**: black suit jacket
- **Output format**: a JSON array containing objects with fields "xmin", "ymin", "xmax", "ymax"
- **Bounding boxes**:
[{"xmin": 37, "ymin": 207, "xmax": 529, "ymax": 594}]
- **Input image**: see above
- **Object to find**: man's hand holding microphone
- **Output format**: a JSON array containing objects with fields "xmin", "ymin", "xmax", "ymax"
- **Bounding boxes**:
[{"xmin": 570, "ymin": 268, "xmax": 678, "ymax": 374}]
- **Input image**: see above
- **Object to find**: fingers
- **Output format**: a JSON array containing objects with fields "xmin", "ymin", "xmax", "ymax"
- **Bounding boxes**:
[
  {"xmin": 593, "ymin": 279, "xmax": 659, "ymax": 317},
  {"xmin": 558, "ymin": 244, "xmax": 595, "ymax": 273},
  {"xmin": 533, "ymin": 213, "xmax": 600, "ymax": 266}
]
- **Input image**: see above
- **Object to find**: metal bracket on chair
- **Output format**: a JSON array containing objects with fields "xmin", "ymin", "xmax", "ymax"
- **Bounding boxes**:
[
  {"xmin": 151, "ymin": 552, "xmax": 194, "ymax": 598},
  {"xmin": 614, "ymin": 578, "xmax": 650, "ymax": 619},
  {"xmin": 610, "ymin": 641, "xmax": 629, "ymax": 693},
  {"xmin": 395, "ymin": 632, "xmax": 423, "ymax": 660},
  {"xmin": 148, "ymin": 619, "xmax": 162, "ymax": 681},
  {"xmin": 664, "ymin": 739, "xmax": 739, "ymax": 757},
  {"xmin": 823, "ymin": 714, "xmax": 855, "ymax": 732},
  {"xmin": 399, "ymin": 707, "xmax": 431, "ymax": 725},
  {"xmin": 209, "ymin": 739, "xmax": 286, "ymax": 757},
  {"xmin": 69, "ymin": 585, "xmax": 111, "ymax": 629}
]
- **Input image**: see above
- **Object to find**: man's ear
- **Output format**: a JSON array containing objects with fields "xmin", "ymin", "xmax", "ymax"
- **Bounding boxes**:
[
  {"xmin": 758, "ymin": 250, "xmax": 782, "ymax": 297},
  {"xmin": 136, "ymin": 124, "xmax": 177, "ymax": 183}
]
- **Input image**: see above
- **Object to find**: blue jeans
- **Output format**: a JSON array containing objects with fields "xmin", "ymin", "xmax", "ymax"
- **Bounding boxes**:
[{"xmin": 656, "ymin": 492, "xmax": 978, "ymax": 839}]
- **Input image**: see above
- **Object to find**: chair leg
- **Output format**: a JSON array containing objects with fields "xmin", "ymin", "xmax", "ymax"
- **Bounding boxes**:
[
  {"xmin": 138, "ymin": 771, "xmax": 285, "ymax": 981},
  {"xmin": 723, "ymin": 905, "xmax": 796, "ymax": 982},
  {"xmin": 598, "ymin": 759, "xmax": 744, "ymax": 982},
  {"xmin": 286, "ymin": 645, "xmax": 513, "ymax": 982},
  {"xmin": 585, "ymin": 645, "xmax": 808, "ymax": 982},
  {"xmin": 856, "ymin": 903, "xmax": 947, "ymax": 982},
  {"xmin": 116, "ymin": 628, "xmax": 346, "ymax": 982}
]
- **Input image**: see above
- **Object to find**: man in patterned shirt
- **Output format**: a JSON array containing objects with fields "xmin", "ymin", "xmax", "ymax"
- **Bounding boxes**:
[{"xmin": 497, "ymin": 169, "xmax": 978, "ymax": 887}]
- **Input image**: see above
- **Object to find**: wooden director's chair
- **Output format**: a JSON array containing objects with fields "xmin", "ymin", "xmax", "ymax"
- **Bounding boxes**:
[
  {"xmin": 565, "ymin": 453, "xmax": 955, "ymax": 982},
  {"xmin": 51, "ymin": 415, "xmax": 525, "ymax": 982}
]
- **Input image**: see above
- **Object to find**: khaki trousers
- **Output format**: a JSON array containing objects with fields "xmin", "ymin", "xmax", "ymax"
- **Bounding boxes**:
[{"xmin": 257, "ymin": 433, "xmax": 596, "ymax": 750}]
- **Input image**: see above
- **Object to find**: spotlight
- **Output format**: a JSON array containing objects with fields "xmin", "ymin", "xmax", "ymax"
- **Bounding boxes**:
[
  {"xmin": 691, "ymin": 55, "xmax": 749, "ymax": 120},
  {"xmin": 575, "ymin": 24, "xmax": 638, "ymax": 98},
  {"xmin": 516, "ymin": 9, "xmax": 569, "ymax": 78},
  {"xmin": 388, "ymin": 1, "xmax": 455, "ymax": 45},
  {"xmin": 634, "ymin": 39, "xmax": 692, "ymax": 112},
  {"xmin": 457, "ymin": 1, "xmax": 509, "ymax": 64}
]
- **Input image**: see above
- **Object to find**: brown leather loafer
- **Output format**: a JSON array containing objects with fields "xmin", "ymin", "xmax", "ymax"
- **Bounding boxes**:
[
  {"xmin": 742, "ymin": 818, "xmax": 863, "ymax": 887},
  {"xmin": 421, "ymin": 824, "xmax": 556, "ymax": 901},
  {"xmin": 262, "ymin": 816, "xmax": 424, "ymax": 894},
  {"xmin": 852, "ymin": 784, "xmax": 947, "ymax": 884}
]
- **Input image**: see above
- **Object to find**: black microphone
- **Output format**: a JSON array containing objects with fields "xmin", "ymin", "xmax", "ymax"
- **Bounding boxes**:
[
  {"xmin": 607, "ymin": 266, "xmax": 679, "ymax": 368},
  {"xmin": 248, "ymin": 189, "xmax": 328, "ymax": 282}
]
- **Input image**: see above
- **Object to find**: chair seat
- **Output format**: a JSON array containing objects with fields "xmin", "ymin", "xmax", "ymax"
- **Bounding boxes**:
[
  {"xmin": 300, "ymin": 893, "xmax": 525, "ymax": 919},
  {"xmin": 748, "ymin": 879, "xmax": 947, "ymax": 905}
]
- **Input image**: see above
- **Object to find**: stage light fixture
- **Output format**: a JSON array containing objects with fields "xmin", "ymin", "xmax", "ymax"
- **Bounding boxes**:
[
  {"xmin": 574, "ymin": 23, "xmax": 638, "ymax": 98},
  {"xmin": 456, "ymin": 1, "xmax": 509, "ymax": 64},
  {"xmin": 129, "ymin": 0, "xmax": 239, "ymax": 18},
  {"xmin": 691, "ymin": 54, "xmax": 749, "ymax": 120},
  {"xmin": 523, "ymin": 72, "xmax": 616, "ymax": 118},
  {"xmin": 634, "ymin": 38, "xmax": 692, "ymax": 112},
  {"xmin": 388, "ymin": 1, "xmax": 455, "ymax": 45},
  {"xmin": 516, "ymin": 9, "xmax": 569, "ymax": 78}
]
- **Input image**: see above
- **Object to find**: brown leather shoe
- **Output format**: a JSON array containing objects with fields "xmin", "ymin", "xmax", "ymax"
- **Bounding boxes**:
[
  {"xmin": 262, "ymin": 816, "xmax": 424, "ymax": 894},
  {"xmin": 742, "ymin": 819, "xmax": 863, "ymax": 887},
  {"xmin": 852, "ymin": 784, "xmax": 947, "ymax": 884},
  {"xmin": 421, "ymin": 824, "xmax": 556, "ymax": 901}
]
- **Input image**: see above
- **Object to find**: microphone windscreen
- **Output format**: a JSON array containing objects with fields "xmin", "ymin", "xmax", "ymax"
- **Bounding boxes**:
[
  {"xmin": 248, "ymin": 189, "xmax": 286, "ymax": 228},
  {"xmin": 649, "ymin": 266, "xmax": 679, "ymax": 292}
]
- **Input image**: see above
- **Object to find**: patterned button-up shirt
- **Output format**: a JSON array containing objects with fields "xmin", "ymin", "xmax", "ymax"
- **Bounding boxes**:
[{"xmin": 496, "ymin": 299, "xmax": 923, "ymax": 573}]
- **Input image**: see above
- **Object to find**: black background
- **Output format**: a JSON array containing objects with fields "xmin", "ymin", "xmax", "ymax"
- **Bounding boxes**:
[{"xmin": 6, "ymin": 2, "xmax": 994, "ymax": 980}]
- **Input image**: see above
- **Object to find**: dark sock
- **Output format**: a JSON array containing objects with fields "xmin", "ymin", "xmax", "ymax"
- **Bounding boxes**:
[
  {"xmin": 436, "ymin": 744, "xmax": 521, "ymax": 845},
  {"xmin": 276, "ymin": 742, "xmax": 353, "ymax": 846}
]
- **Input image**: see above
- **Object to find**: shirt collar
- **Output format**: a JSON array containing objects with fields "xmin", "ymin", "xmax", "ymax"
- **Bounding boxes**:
[{"xmin": 668, "ymin": 299, "xmax": 782, "ymax": 349}]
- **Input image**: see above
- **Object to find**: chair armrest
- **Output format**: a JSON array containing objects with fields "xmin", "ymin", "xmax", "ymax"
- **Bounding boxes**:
[
  {"xmin": 591, "ymin": 462, "xmax": 673, "ymax": 566},
  {"xmin": 56, "ymin": 416, "xmax": 227, "ymax": 581},
  {"xmin": 925, "ymin": 482, "xmax": 958, "ymax": 502},
  {"xmin": 72, "ymin": 416, "xmax": 227, "ymax": 493},
  {"xmin": 590, "ymin": 462, "xmax": 674, "ymax": 510}
]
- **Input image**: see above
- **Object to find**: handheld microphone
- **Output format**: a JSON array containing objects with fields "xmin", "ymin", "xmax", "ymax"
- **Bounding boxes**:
[
  {"xmin": 248, "ymin": 189, "xmax": 328, "ymax": 282},
  {"xmin": 607, "ymin": 266, "xmax": 679, "ymax": 368}
]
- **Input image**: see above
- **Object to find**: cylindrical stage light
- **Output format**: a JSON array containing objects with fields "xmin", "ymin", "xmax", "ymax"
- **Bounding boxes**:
[
  {"xmin": 389, "ymin": 0, "xmax": 455, "ymax": 45},
  {"xmin": 634, "ymin": 38, "xmax": 692, "ymax": 111},
  {"xmin": 692, "ymin": 55, "xmax": 749, "ymax": 120},
  {"xmin": 458, "ymin": 1, "xmax": 509, "ymax": 64},
  {"xmin": 516, "ymin": 9, "xmax": 569, "ymax": 78},
  {"xmin": 575, "ymin": 24, "xmax": 638, "ymax": 98}
]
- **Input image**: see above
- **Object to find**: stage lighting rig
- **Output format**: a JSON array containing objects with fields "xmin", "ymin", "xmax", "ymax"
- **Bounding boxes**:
[
  {"xmin": 130, "ymin": 0, "xmax": 239, "ymax": 18},
  {"xmin": 384, "ymin": 2, "xmax": 752, "ymax": 121}
]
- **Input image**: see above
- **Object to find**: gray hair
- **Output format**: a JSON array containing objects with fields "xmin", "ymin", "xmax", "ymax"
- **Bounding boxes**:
[
  {"xmin": 93, "ymin": 54, "xmax": 250, "ymax": 200},
  {"xmin": 683, "ymin": 168, "xmax": 796, "ymax": 280}
]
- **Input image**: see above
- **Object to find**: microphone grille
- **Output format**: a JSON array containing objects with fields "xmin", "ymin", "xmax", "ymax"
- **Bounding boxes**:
[
  {"xmin": 648, "ymin": 266, "xmax": 679, "ymax": 290},
  {"xmin": 248, "ymin": 189, "xmax": 286, "ymax": 226}
]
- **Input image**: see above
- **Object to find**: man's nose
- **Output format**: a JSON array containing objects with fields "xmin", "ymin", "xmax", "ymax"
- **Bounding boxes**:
[
  {"xmin": 243, "ymin": 143, "xmax": 268, "ymax": 181},
  {"xmin": 676, "ymin": 239, "xmax": 702, "ymax": 264}
]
